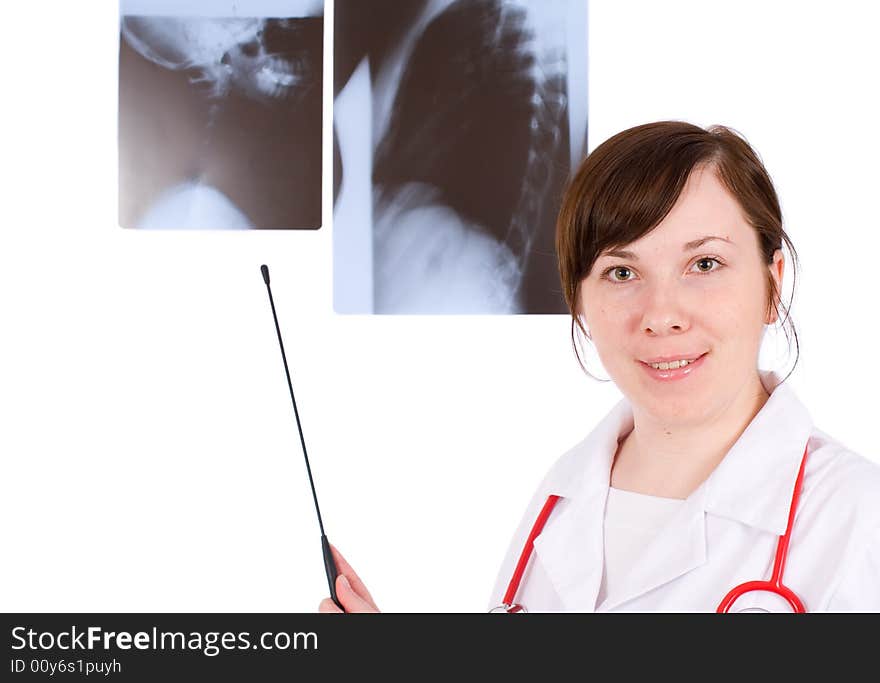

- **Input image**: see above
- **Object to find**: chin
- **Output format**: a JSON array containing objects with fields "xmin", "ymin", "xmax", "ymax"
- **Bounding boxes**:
[
  {"xmin": 627, "ymin": 384, "xmax": 713, "ymax": 426},
  {"xmin": 650, "ymin": 403, "xmax": 710, "ymax": 427}
]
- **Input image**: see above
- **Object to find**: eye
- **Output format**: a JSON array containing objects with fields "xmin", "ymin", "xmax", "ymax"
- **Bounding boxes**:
[
  {"xmin": 602, "ymin": 265, "xmax": 636, "ymax": 283},
  {"xmin": 691, "ymin": 256, "xmax": 724, "ymax": 273}
]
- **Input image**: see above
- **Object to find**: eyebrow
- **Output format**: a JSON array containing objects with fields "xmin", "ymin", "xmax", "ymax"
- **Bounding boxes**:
[{"xmin": 600, "ymin": 235, "xmax": 734, "ymax": 260}]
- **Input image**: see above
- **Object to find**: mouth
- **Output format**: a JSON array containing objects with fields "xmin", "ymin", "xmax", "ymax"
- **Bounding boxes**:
[
  {"xmin": 637, "ymin": 352, "xmax": 709, "ymax": 381},
  {"xmin": 253, "ymin": 55, "xmax": 309, "ymax": 98}
]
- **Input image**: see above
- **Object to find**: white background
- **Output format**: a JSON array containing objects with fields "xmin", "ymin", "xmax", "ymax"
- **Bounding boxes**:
[{"xmin": 1, "ymin": 0, "xmax": 878, "ymax": 613}]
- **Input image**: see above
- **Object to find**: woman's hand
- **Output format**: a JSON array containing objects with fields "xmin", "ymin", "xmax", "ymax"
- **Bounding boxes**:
[{"xmin": 318, "ymin": 544, "xmax": 380, "ymax": 613}]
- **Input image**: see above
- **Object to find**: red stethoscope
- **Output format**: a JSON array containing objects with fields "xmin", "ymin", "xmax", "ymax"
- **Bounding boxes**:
[{"xmin": 491, "ymin": 443, "xmax": 809, "ymax": 613}]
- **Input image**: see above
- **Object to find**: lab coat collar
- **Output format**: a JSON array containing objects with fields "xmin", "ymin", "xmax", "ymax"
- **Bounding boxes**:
[{"xmin": 532, "ymin": 369, "xmax": 812, "ymax": 611}]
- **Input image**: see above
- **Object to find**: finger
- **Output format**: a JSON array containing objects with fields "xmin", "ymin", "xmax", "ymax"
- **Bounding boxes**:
[
  {"xmin": 329, "ymin": 544, "xmax": 379, "ymax": 610},
  {"xmin": 335, "ymin": 574, "xmax": 378, "ymax": 613},
  {"xmin": 318, "ymin": 597, "xmax": 342, "ymax": 614}
]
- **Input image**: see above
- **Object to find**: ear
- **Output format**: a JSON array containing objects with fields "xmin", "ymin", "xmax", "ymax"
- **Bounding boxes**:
[{"xmin": 766, "ymin": 249, "xmax": 785, "ymax": 324}]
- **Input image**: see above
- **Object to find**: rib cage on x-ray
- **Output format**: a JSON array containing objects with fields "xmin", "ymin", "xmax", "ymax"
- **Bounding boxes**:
[
  {"xmin": 372, "ymin": 0, "xmax": 570, "ymax": 313},
  {"xmin": 334, "ymin": 0, "xmax": 583, "ymax": 314}
]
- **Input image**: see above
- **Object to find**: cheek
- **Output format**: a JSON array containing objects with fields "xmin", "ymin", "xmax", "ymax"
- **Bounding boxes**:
[
  {"xmin": 585, "ymin": 301, "xmax": 629, "ymax": 345},
  {"xmin": 699, "ymin": 279, "xmax": 768, "ymax": 351},
  {"xmin": 587, "ymin": 305, "xmax": 635, "ymax": 370},
  {"xmin": 584, "ymin": 286, "xmax": 637, "ymax": 329}
]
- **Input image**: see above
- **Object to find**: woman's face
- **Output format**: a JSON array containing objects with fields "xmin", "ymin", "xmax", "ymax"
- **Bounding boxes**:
[{"xmin": 578, "ymin": 164, "xmax": 784, "ymax": 427}]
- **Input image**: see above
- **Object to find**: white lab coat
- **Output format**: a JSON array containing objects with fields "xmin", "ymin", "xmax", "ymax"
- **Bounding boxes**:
[{"xmin": 488, "ymin": 371, "xmax": 880, "ymax": 612}]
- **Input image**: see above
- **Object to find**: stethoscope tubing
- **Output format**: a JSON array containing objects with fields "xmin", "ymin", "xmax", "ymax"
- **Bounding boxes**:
[{"xmin": 715, "ymin": 442, "xmax": 809, "ymax": 613}]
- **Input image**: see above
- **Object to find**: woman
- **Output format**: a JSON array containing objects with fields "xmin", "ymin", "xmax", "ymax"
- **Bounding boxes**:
[{"xmin": 319, "ymin": 121, "xmax": 880, "ymax": 612}]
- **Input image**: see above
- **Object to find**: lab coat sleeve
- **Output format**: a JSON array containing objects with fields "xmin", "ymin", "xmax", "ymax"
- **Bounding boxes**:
[{"xmin": 824, "ymin": 521, "xmax": 880, "ymax": 612}]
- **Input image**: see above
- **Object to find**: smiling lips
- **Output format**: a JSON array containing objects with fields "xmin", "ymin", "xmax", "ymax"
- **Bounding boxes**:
[{"xmin": 638, "ymin": 352, "xmax": 708, "ymax": 380}]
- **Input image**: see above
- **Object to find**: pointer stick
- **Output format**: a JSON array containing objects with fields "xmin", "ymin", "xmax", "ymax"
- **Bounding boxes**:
[{"xmin": 260, "ymin": 264, "xmax": 344, "ymax": 611}]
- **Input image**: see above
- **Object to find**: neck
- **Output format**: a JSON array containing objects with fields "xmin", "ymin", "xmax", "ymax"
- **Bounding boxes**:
[{"xmin": 610, "ymin": 376, "xmax": 771, "ymax": 499}]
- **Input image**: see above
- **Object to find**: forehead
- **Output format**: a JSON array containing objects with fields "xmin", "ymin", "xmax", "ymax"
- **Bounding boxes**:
[{"xmin": 623, "ymin": 166, "xmax": 754, "ymax": 251}]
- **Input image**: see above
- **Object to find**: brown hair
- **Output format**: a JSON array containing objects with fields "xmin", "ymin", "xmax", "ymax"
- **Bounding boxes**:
[{"xmin": 555, "ymin": 120, "xmax": 799, "ymax": 379}]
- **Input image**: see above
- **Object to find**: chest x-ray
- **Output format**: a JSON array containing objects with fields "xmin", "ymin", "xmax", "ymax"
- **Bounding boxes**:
[
  {"xmin": 333, "ymin": 0, "xmax": 588, "ymax": 314},
  {"xmin": 118, "ymin": 1, "xmax": 324, "ymax": 230}
]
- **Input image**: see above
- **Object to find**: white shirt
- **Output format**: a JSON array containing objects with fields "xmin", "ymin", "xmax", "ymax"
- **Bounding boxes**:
[
  {"xmin": 597, "ymin": 488, "xmax": 685, "ymax": 608},
  {"xmin": 488, "ymin": 371, "xmax": 880, "ymax": 612}
]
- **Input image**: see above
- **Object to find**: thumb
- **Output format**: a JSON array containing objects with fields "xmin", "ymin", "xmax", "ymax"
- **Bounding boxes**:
[{"xmin": 336, "ymin": 574, "xmax": 377, "ymax": 613}]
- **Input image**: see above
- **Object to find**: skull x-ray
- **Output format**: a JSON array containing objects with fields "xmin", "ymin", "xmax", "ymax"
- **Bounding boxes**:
[
  {"xmin": 118, "ymin": 1, "xmax": 324, "ymax": 230},
  {"xmin": 333, "ymin": 0, "xmax": 588, "ymax": 314}
]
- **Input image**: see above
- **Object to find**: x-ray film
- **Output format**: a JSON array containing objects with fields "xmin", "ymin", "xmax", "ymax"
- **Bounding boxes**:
[
  {"xmin": 118, "ymin": 1, "xmax": 324, "ymax": 230},
  {"xmin": 334, "ymin": 0, "xmax": 588, "ymax": 314}
]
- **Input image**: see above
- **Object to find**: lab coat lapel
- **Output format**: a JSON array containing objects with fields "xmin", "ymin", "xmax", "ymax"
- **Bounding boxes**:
[
  {"xmin": 530, "ymin": 474, "xmax": 609, "ymax": 611},
  {"xmin": 704, "ymin": 372, "xmax": 813, "ymax": 535},
  {"xmin": 532, "ymin": 399, "xmax": 632, "ymax": 612}
]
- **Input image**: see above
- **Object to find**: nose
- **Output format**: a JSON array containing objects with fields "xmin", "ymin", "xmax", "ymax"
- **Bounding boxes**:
[{"xmin": 639, "ymin": 284, "xmax": 691, "ymax": 337}]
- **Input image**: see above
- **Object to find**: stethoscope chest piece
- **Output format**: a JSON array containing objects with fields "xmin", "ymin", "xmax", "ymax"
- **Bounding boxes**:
[{"xmin": 489, "ymin": 603, "xmax": 528, "ymax": 614}]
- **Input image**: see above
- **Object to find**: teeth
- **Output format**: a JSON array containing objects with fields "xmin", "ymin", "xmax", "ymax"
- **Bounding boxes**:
[{"xmin": 648, "ymin": 358, "xmax": 695, "ymax": 370}]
